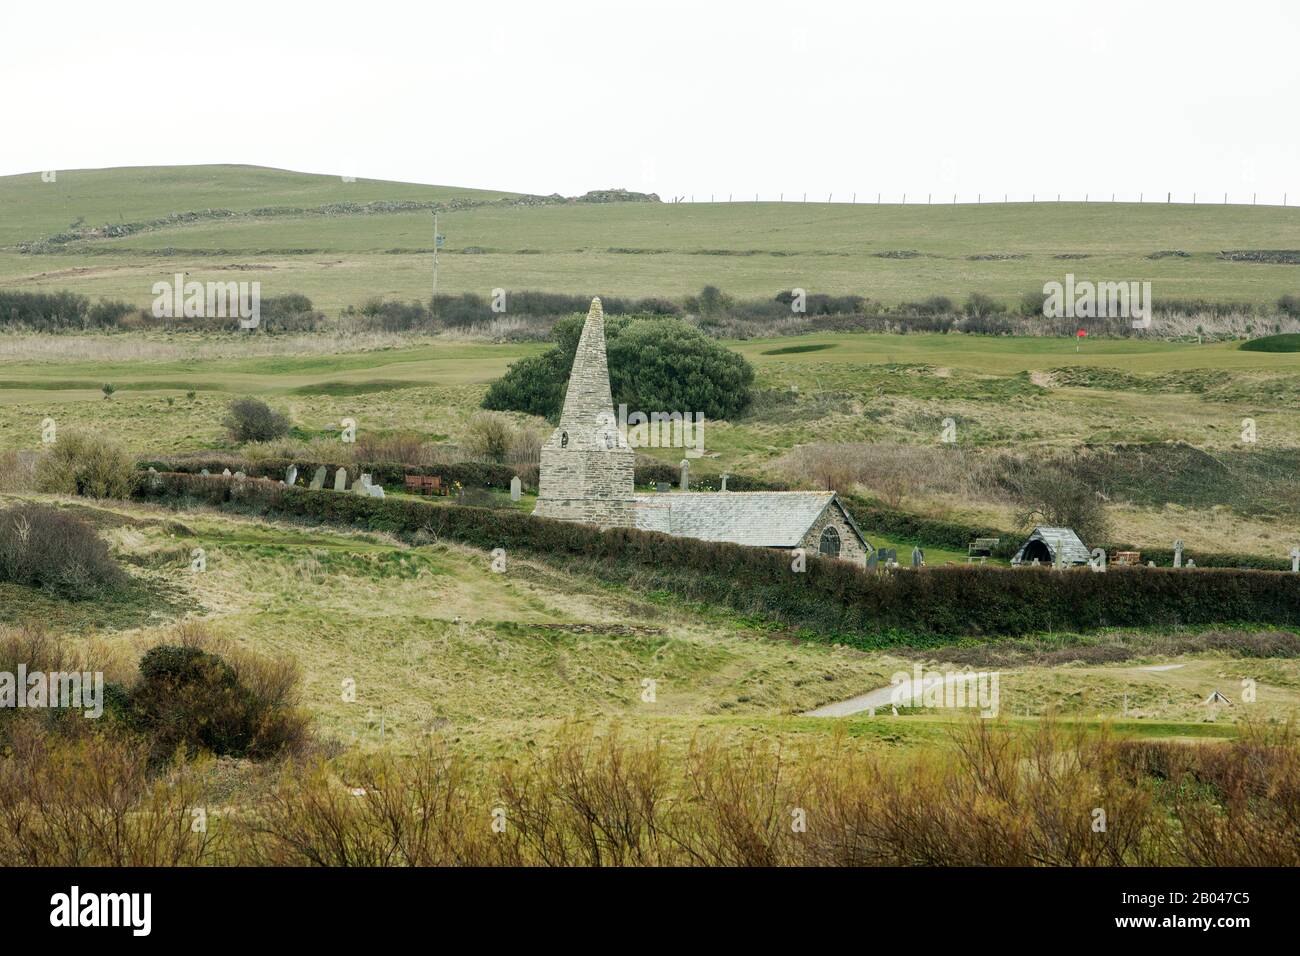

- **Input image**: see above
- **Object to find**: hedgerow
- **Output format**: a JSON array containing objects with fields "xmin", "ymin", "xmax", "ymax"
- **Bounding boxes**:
[
  {"xmin": 135, "ymin": 473, "xmax": 1300, "ymax": 645},
  {"xmin": 136, "ymin": 460, "xmax": 1293, "ymax": 570}
]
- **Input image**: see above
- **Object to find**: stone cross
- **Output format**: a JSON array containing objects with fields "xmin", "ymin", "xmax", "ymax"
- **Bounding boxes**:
[
  {"xmin": 510, "ymin": 476, "xmax": 521, "ymax": 502},
  {"xmin": 679, "ymin": 458, "xmax": 690, "ymax": 492},
  {"xmin": 310, "ymin": 466, "xmax": 327, "ymax": 490},
  {"xmin": 334, "ymin": 468, "xmax": 348, "ymax": 492},
  {"xmin": 720, "ymin": 473, "xmax": 729, "ymax": 492},
  {"xmin": 1173, "ymin": 539, "xmax": 1184, "ymax": 568},
  {"xmin": 1291, "ymin": 547, "xmax": 1299, "ymax": 573}
]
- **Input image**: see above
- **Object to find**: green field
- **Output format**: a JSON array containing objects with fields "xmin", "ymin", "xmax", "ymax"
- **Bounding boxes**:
[{"xmin": 3, "ymin": 165, "xmax": 1300, "ymax": 310}]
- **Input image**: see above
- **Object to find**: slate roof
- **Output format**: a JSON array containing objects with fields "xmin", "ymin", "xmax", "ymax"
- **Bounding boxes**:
[
  {"xmin": 1011, "ymin": 526, "xmax": 1091, "ymax": 565},
  {"xmin": 632, "ymin": 491, "xmax": 870, "ymax": 550}
]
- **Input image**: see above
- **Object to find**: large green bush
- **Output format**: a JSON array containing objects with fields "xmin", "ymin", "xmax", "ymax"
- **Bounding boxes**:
[{"xmin": 484, "ymin": 314, "xmax": 755, "ymax": 421}]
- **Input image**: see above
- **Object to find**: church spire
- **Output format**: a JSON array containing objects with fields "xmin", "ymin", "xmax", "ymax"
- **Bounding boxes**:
[
  {"xmin": 556, "ymin": 297, "xmax": 616, "ymax": 438},
  {"xmin": 533, "ymin": 296, "xmax": 637, "ymax": 527}
]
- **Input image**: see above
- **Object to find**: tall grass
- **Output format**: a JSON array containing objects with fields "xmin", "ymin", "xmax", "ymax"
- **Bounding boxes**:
[{"xmin": 2, "ymin": 719, "xmax": 1295, "ymax": 866}]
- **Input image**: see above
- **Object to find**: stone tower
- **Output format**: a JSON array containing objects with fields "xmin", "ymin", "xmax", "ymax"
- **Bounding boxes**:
[{"xmin": 533, "ymin": 297, "xmax": 637, "ymax": 528}]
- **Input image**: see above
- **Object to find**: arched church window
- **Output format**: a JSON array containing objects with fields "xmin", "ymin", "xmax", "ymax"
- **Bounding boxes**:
[
  {"xmin": 819, "ymin": 526, "xmax": 841, "ymax": 557},
  {"xmin": 560, "ymin": 432, "xmax": 568, "ymax": 448}
]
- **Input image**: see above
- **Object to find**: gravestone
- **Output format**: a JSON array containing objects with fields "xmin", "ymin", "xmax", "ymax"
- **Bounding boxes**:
[
  {"xmin": 1173, "ymin": 539, "xmax": 1184, "ymax": 568},
  {"xmin": 866, "ymin": 552, "xmax": 878, "ymax": 570},
  {"xmin": 1186, "ymin": 559, "xmax": 1195, "ymax": 568},
  {"xmin": 310, "ymin": 466, "xmax": 327, "ymax": 490},
  {"xmin": 1291, "ymin": 547, "xmax": 1299, "ymax": 573},
  {"xmin": 720, "ymin": 473, "xmax": 730, "ymax": 492},
  {"xmin": 1090, "ymin": 547, "xmax": 1107, "ymax": 572},
  {"xmin": 286, "ymin": 465, "xmax": 298, "ymax": 487},
  {"xmin": 910, "ymin": 547, "xmax": 923, "ymax": 568},
  {"xmin": 334, "ymin": 468, "xmax": 348, "ymax": 492},
  {"xmin": 233, "ymin": 471, "xmax": 246, "ymax": 480},
  {"xmin": 222, "ymin": 468, "xmax": 231, "ymax": 477},
  {"xmin": 510, "ymin": 476, "xmax": 521, "ymax": 502},
  {"xmin": 655, "ymin": 482, "xmax": 670, "ymax": 493},
  {"xmin": 368, "ymin": 485, "xmax": 385, "ymax": 499},
  {"xmin": 200, "ymin": 469, "xmax": 210, "ymax": 476},
  {"xmin": 879, "ymin": 548, "xmax": 897, "ymax": 566},
  {"xmin": 353, "ymin": 473, "xmax": 372, "ymax": 495},
  {"xmin": 679, "ymin": 459, "xmax": 690, "ymax": 492}
]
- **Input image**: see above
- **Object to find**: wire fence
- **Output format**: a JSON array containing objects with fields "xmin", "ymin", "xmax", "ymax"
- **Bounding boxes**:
[{"xmin": 668, "ymin": 192, "xmax": 1293, "ymax": 207}]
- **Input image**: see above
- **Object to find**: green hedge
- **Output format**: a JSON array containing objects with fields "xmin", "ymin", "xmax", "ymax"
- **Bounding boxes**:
[
  {"xmin": 138, "ymin": 457, "xmax": 526, "ymax": 492},
  {"xmin": 137, "ymin": 461, "xmax": 1292, "ymax": 570},
  {"xmin": 838, "ymin": 493, "xmax": 1290, "ymax": 570},
  {"xmin": 134, "ymin": 473, "xmax": 1300, "ymax": 646}
]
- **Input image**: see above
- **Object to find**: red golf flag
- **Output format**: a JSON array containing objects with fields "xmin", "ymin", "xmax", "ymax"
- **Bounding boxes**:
[{"xmin": 1077, "ymin": 329, "xmax": 1088, "ymax": 338}]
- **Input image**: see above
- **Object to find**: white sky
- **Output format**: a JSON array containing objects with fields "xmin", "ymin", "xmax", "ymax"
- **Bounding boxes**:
[{"xmin": 4, "ymin": 0, "xmax": 1298, "ymax": 201}]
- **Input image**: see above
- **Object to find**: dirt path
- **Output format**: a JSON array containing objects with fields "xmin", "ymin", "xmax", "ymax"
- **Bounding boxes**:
[{"xmin": 802, "ymin": 676, "xmax": 938, "ymax": 717}]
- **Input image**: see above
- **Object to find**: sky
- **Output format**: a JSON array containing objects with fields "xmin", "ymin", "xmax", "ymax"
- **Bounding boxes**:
[{"xmin": 4, "ymin": 0, "xmax": 1298, "ymax": 202}]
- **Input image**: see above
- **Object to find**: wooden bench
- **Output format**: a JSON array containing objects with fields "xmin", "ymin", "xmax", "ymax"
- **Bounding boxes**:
[
  {"xmin": 967, "ymin": 537, "xmax": 1000, "ymax": 564},
  {"xmin": 402, "ymin": 475, "xmax": 445, "ymax": 496}
]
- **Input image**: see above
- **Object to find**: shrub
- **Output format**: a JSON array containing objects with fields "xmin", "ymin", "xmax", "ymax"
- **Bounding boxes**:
[
  {"xmin": 130, "ymin": 628, "xmax": 309, "ymax": 763},
  {"xmin": 486, "ymin": 313, "xmax": 754, "ymax": 422},
  {"xmin": 901, "ymin": 295, "xmax": 954, "ymax": 316},
  {"xmin": 224, "ymin": 398, "xmax": 291, "ymax": 443},
  {"xmin": 352, "ymin": 431, "xmax": 435, "ymax": 466},
  {"xmin": 963, "ymin": 292, "xmax": 1006, "ymax": 319},
  {"xmin": 35, "ymin": 430, "xmax": 135, "ymax": 499},
  {"xmin": 461, "ymin": 412, "xmax": 515, "ymax": 463},
  {"xmin": 508, "ymin": 426, "xmax": 542, "ymax": 465},
  {"xmin": 0, "ymin": 503, "xmax": 127, "ymax": 599},
  {"xmin": 1007, "ymin": 465, "xmax": 1111, "ymax": 545}
]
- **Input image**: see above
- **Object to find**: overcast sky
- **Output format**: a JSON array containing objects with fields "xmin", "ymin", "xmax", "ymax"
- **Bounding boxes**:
[{"xmin": 5, "ymin": 0, "xmax": 1297, "ymax": 202}]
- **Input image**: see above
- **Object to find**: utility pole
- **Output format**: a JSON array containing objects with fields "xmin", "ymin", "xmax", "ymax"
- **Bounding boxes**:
[{"xmin": 432, "ymin": 212, "xmax": 440, "ymax": 312}]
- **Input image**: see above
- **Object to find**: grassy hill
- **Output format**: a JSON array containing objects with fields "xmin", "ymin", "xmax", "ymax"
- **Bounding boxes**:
[{"xmin": 2, "ymin": 165, "xmax": 1300, "ymax": 310}]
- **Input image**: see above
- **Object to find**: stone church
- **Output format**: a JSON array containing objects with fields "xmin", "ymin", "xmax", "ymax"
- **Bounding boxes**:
[{"xmin": 534, "ymin": 298, "xmax": 872, "ymax": 565}]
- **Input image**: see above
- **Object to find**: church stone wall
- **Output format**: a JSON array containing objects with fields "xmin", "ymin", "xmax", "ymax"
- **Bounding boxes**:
[{"xmin": 799, "ymin": 503, "xmax": 868, "ymax": 566}]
